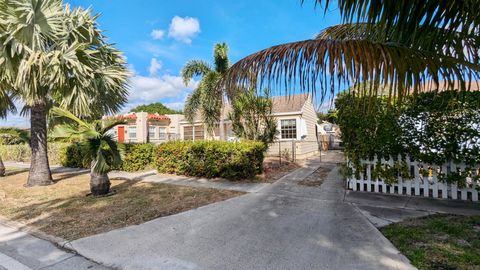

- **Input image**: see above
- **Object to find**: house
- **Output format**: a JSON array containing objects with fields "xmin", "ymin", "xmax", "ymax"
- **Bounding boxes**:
[
  {"xmin": 179, "ymin": 93, "xmax": 321, "ymax": 159},
  {"xmin": 106, "ymin": 112, "xmax": 183, "ymax": 143}
]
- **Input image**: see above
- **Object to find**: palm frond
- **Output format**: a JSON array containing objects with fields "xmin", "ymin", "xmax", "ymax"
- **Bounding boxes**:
[
  {"xmin": 184, "ymin": 88, "xmax": 202, "ymax": 124},
  {"xmin": 309, "ymin": 0, "xmax": 480, "ymax": 39},
  {"xmin": 181, "ymin": 60, "xmax": 212, "ymax": 86},
  {"xmin": 214, "ymin": 43, "xmax": 229, "ymax": 74},
  {"xmin": 224, "ymin": 35, "xmax": 480, "ymax": 100}
]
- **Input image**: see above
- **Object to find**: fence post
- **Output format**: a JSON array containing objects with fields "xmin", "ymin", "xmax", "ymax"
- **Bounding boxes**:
[{"xmin": 279, "ymin": 140, "xmax": 281, "ymax": 165}]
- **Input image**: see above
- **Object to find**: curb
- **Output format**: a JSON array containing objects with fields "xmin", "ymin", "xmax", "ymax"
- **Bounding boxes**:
[{"xmin": 0, "ymin": 215, "xmax": 76, "ymax": 253}]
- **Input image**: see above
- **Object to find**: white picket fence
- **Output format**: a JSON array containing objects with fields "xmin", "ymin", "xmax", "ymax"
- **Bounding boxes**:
[{"xmin": 347, "ymin": 156, "xmax": 480, "ymax": 202}]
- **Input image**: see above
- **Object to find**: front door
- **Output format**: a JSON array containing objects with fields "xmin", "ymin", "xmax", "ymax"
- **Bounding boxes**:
[{"xmin": 118, "ymin": 126, "xmax": 125, "ymax": 143}]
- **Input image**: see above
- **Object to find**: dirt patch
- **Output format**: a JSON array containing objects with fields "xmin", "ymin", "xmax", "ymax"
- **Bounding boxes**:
[
  {"xmin": 0, "ymin": 171, "xmax": 242, "ymax": 240},
  {"xmin": 298, "ymin": 166, "xmax": 333, "ymax": 187},
  {"xmin": 253, "ymin": 159, "xmax": 300, "ymax": 183}
]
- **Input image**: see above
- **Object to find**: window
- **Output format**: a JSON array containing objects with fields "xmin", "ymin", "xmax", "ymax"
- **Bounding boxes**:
[
  {"xmin": 194, "ymin": 125, "xmax": 204, "ymax": 140},
  {"xmin": 184, "ymin": 126, "xmax": 193, "ymax": 141},
  {"xmin": 128, "ymin": 126, "xmax": 137, "ymax": 139},
  {"xmin": 159, "ymin": 127, "xmax": 167, "ymax": 140},
  {"xmin": 281, "ymin": 119, "xmax": 297, "ymax": 139},
  {"xmin": 148, "ymin": 126, "xmax": 156, "ymax": 139}
]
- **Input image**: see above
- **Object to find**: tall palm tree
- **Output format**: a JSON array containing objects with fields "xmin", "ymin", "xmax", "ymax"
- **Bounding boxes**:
[
  {"xmin": 50, "ymin": 107, "xmax": 124, "ymax": 196},
  {"xmin": 224, "ymin": 0, "xmax": 480, "ymax": 100},
  {"xmin": 0, "ymin": 0, "xmax": 129, "ymax": 186},
  {"xmin": 181, "ymin": 43, "xmax": 229, "ymax": 137}
]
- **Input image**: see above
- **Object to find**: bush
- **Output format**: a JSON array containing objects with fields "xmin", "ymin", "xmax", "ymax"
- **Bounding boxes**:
[
  {"xmin": 0, "ymin": 143, "xmax": 69, "ymax": 165},
  {"xmin": 155, "ymin": 140, "xmax": 266, "ymax": 180},
  {"xmin": 115, "ymin": 144, "xmax": 156, "ymax": 172},
  {"xmin": 0, "ymin": 128, "xmax": 29, "ymax": 145},
  {"xmin": 61, "ymin": 143, "xmax": 156, "ymax": 172},
  {"xmin": 336, "ymin": 90, "xmax": 480, "ymax": 165},
  {"xmin": 60, "ymin": 143, "xmax": 92, "ymax": 168}
]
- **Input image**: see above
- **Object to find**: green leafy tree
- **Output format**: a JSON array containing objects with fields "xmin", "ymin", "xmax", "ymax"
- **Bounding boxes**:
[
  {"xmin": 317, "ymin": 109, "xmax": 338, "ymax": 124},
  {"xmin": 181, "ymin": 43, "xmax": 229, "ymax": 136},
  {"xmin": 130, "ymin": 102, "xmax": 181, "ymax": 115},
  {"xmin": 228, "ymin": 89, "xmax": 277, "ymax": 144},
  {"xmin": 50, "ymin": 107, "xmax": 124, "ymax": 196},
  {"xmin": 0, "ymin": 0, "xmax": 129, "ymax": 186},
  {"xmin": 224, "ymin": 1, "xmax": 480, "ymax": 99}
]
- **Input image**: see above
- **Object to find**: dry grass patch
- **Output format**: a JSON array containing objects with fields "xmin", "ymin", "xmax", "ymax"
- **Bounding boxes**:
[
  {"xmin": 0, "ymin": 170, "xmax": 242, "ymax": 241},
  {"xmin": 298, "ymin": 166, "xmax": 333, "ymax": 187}
]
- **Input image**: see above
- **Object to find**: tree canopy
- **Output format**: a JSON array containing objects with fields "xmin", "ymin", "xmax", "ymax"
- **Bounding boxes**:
[{"xmin": 130, "ymin": 102, "xmax": 182, "ymax": 115}]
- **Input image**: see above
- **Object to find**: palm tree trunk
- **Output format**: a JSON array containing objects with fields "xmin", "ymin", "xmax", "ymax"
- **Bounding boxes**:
[
  {"xmin": 0, "ymin": 156, "xmax": 5, "ymax": 177},
  {"xmin": 90, "ymin": 162, "xmax": 111, "ymax": 196},
  {"xmin": 27, "ymin": 102, "xmax": 53, "ymax": 186}
]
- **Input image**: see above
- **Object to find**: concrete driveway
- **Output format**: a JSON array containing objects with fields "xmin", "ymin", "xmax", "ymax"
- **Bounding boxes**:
[{"xmin": 70, "ymin": 156, "xmax": 414, "ymax": 270}]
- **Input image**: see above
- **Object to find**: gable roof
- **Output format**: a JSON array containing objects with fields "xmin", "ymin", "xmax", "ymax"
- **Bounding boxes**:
[
  {"xmin": 180, "ymin": 93, "xmax": 311, "ymax": 123},
  {"xmin": 271, "ymin": 93, "xmax": 310, "ymax": 113}
]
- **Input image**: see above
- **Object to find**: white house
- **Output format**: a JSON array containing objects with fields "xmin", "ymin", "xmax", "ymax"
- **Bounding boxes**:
[
  {"xmin": 179, "ymin": 94, "xmax": 321, "ymax": 159},
  {"xmin": 106, "ymin": 112, "xmax": 183, "ymax": 144}
]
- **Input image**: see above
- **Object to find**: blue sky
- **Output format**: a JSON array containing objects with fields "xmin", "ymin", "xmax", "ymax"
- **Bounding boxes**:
[{"xmin": 1, "ymin": 0, "xmax": 342, "ymax": 127}]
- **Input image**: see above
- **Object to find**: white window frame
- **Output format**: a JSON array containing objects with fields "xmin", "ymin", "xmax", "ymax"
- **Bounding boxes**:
[
  {"xmin": 280, "ymin": 119, "xmax": 297, "ymax": 140},
  {"xmin": 128, "ymin": 126, "xmax": 137, "ymax": 139}
]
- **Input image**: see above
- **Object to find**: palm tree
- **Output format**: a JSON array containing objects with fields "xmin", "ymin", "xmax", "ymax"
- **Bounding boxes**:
[
  {"xmin": 181, "ymin": 43, "xmax": 230, "ymax": 137},
  {"xmin": 223, "ymin": 0, "xmax": 480, "ymax": 100},
  {"xmin": 50, "ymin": 107, "xmax": 124, "ymax": 196},
  {"xmin": 0, "ymin": 0, "xmax": 129, "ymax": 186},
  {"xmin": 228, "ymin": 89, "xmax": 277, "ymax": 144}
]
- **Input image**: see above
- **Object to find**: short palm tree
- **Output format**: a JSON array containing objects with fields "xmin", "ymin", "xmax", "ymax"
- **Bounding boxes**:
[
  {"xmin": 224, "ymin": 0, "xmax": 480, "ymax": 99},
  {"xmin": 0, "ymin": 0, "xmax": 129, "ymax": 186},
  {"xmin": 181, "ymin": 43, "xmax": 229, "ymax": 136},
  {"xmin": 50, "ymin": 107, "xmax": 124, "ymax": 196},
  {"xmin": 0, "ymin": 92, "xmax": 17, "ymax": 177},
  {"xmin": 228, "ymin": 89, "xmax": 277, "ymax": 144}
]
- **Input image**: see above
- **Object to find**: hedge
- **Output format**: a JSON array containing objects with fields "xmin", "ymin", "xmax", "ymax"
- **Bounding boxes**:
[
  {"xmin": 1, "ymin": 141, "xmax": 267, "ymax": 179},
  {"xmin": 61, "ymin": 143, "xmax": 156, "ymax": 172},
  {"xmin": 0, "ymin": 143, "xmax": 69, "ymax": 165},
  {"xmin": 336, "ymin": 90, "xmax": 480, "ymax": 165},
  {"xmin": 155, "ymin": 140, "xmax": 266, "ymax": 180}
]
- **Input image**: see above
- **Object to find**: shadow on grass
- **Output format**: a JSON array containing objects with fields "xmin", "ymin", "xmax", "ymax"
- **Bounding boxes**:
[
  {"xmin": 52, "ymin": 170, "xmax": 89, "ymax": 183},
  {"xmin": 4, "ymin": 168, "xmax": 29, "ymax": 176}
]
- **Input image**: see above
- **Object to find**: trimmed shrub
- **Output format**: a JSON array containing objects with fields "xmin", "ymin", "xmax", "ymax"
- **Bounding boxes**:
[
  {"xmin": 60, "ymin": 143, "xmax": 156, "ymax": 172},
  {"xmin": 115, "ymin": 143, "xmax": 156, "ymax": 172},
  {"xmin": 0, "ymin": 143, "xmax": 70, "ymax": 165},
  {"xmin": 60, "ymin": 143, "xmax": 92, "ymax": 168},
  {"xmin": 156, "ymin": 140, "xmax": 266, "ymax": 180}
]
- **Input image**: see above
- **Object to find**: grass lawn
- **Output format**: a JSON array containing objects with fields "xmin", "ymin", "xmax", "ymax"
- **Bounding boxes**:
[
  {"xmin": 0, "ymin": 170, "xmax": 242, "ymax": 241},
  {"xmin": 381, "ymin": 214, "xmax": 480, "ymax": 270}
]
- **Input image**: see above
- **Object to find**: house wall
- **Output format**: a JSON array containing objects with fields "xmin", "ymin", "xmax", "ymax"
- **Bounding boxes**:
[{"xmin": 297, "ymin": 95, "xmax": 320, "ymax": 158}]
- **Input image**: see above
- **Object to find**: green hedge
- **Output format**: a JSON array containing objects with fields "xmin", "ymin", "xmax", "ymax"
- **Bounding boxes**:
[
  {"xmin": 336, "ymin": 90, "xmax": 480, "ymax": 165},
  {"xmin": 0, "ymin": 143, "xmax": 69, "ymax": 165},
  {"xmin": 61, "ymin": 143, "xmax": 156, "ymax": 172},
  {"xmin": 155, "ymin": 140, "xmax": 266, "ymax": 180}
]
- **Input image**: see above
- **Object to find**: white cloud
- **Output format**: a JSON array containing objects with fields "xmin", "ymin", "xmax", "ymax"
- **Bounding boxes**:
[
  {"xmin": 148, "ymin": 58, "xmax": 162, "ymax": 76},
  {"xmin": 129, "ymin": 74, "xmax": 198, "ymax": 104},
  {"xmin": 168, "ymin": 16, "xmax": 200, "ymax": 44},
  {"xmin": 150, "ymin": 29, "xmax": 165, "ymax": 40}
]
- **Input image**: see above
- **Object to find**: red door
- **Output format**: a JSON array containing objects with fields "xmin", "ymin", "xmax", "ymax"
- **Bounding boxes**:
[{"xmin": 118, "ymin": 126, "xmax": 125, "ymax": 143}]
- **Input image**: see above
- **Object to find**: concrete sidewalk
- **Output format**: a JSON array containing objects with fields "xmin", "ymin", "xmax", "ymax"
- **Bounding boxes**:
[
  {"xmin": 0, "ymin": 223, "xmax": 108, "ymax": 270},
  {"xmin": 346, "ymin": 190, "xmax": 480, "ymax": 227},
  {"xmin": 69, "ymin": 155, "xmax": 415, "ymax": 270}
]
